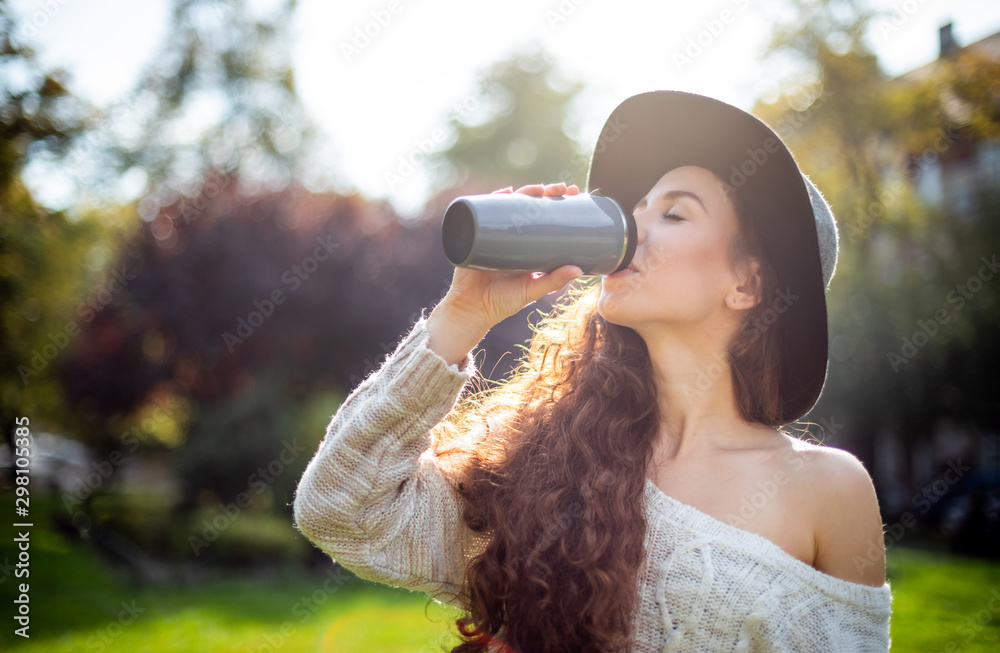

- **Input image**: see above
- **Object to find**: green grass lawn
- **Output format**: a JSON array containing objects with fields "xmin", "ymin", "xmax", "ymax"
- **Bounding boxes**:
[
  {"xmin": 0, "ymin": 529, "xmax": 463, "ymax": 652},
  {"xmin": 1, "ymin": 490, "xmax": 998, "ymax": 652},
  {"xmin": 0, "ymin": 491, "xmax": 463, "ymax": 652},
  {"xmin": 885, "ymin": 544, "xmax": 1000, "ymax": 652}
]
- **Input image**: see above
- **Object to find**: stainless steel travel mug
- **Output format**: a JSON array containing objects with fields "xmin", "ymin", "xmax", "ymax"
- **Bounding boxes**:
[{"xmin": 441, "ymin": 192, "xmax": 636, "ymax": 275}]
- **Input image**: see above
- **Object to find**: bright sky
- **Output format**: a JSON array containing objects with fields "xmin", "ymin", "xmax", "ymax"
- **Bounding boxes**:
[{"xmin": 10, "ymin": 0, "xmax": 1000, "ymax": 217}]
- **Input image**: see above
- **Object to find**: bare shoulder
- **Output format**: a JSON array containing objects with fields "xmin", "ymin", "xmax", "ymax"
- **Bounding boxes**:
[{"xmin": 785, "ymin": 439, "xmax": 887, "ymax": 587}]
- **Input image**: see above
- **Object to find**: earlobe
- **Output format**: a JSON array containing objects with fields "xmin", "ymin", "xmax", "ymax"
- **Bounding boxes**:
[{"xmin": 728, "ymin": 259, "xmax": 763, "ymax": 311}]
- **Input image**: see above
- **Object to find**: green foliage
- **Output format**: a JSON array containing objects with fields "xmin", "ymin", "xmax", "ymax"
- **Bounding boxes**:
[
  {"xmin": 0, "ymin": 185, "xmax": 136, "ymax": 442},
  {"xmin": 756, "ymin": 0, "xmax": 1000, "ymax": 445},
  {"xmin": 0, "ymin": 2, "xmax": 132, "ymax": 446},
  {"xmin": 76, "ymin": 0, "xmax": 323, "ymax": 203},
  {"xmin": 766, "ymin": 0, "xmax": 877, "ymax": 65},
  {"xmin": 182, "ymin": 506, "xmax": 311, "ymax": 564},
  {"xmin": 87, "ymin": 489, "xmax": 180, "ymax": 557},
  {"xmin": 0, "ymin": 2, "xmax": 87, "ymax": 199},
  {"xmin": 175, "ymin": 375, "xmax": 300, "ymax": 508},
  {"xmin": 935, "ymin": 50, "xmax": 1000, "ymax": 141},
  {"xmin": 52, "ymin": 186, "xmax": 454, "ymax": 506}
]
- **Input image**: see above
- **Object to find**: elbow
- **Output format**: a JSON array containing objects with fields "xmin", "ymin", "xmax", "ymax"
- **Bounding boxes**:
[
  {"xmin": 291, "ymin": 472, "xmax": 328, "ymax": 543},
  {"xmin": 291, "ymin": 483, "xmax": 315, "ymax": 540},
  {"xmin": 290, "ymin": 469, "xmax": 362, "ymax": 547}
]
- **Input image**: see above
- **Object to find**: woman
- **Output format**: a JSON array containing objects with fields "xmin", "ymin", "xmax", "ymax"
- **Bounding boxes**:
[{"xmin": 293, "ymin": 90, "xmax": 893, "ymax": 652}]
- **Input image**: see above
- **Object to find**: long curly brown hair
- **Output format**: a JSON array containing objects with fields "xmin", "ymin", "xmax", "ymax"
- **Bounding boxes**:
[{"xmin": 430, "ymin": 183, "xmax": 783, "ymax": 652}]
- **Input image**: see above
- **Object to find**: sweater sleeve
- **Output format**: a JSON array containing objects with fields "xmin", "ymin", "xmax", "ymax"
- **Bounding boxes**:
[{"xmin": 291, "ymin": 315, "xmax": 490, "ymax": 608}]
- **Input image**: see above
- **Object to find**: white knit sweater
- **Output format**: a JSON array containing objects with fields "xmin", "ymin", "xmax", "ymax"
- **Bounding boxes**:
[{"xmin": 293, "ymin": 317, "xmax": 893, "ymax": 652}]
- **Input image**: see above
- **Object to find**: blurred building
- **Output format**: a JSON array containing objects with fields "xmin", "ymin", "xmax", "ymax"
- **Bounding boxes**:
[
  {"xmin": 896, "ymin": 23, "xmax": 1000, "ymax": 217},
  {"xmin": 871, "ymin": 24, "xmax": 1000, "ymax": 555}
]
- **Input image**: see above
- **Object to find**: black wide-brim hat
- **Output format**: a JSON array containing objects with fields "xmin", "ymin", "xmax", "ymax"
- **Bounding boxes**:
[{"xmin": 586, "ymin": 90, "xmax": 838, "ymax": 425}]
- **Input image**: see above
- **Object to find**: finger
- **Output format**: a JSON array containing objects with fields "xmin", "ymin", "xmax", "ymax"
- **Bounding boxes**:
[
  {"xmin": 526, "ymin": 265, "xmax": 583, "ymax": 301},
  {"xmin": 550, "ymin": 264, "xmax": 584, "ymax": 286},
  {"xmin": 491, "ymin": 186, "xmax": 514, "ymax": 194},
  {"xmin": 566, "ymin": 184, "xmax": 580, "ymax": 195},
  {"xmin": 514, "ymin": 184, "xmax": 545, "ymax": 196},
  {"xmin": 542, "ymin": 182, "xmax": 568, "ymax": 197}
]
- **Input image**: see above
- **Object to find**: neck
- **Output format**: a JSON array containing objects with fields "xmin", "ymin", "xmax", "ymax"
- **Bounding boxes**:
[{"xmin": 638, "ymin": 322, "xmax": 761, "ymax": 462}]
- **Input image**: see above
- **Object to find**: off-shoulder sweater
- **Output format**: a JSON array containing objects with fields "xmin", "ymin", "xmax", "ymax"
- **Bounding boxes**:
[{"xmin": 292, "ymin": 316, "xmax": 893, "ymax": 652}]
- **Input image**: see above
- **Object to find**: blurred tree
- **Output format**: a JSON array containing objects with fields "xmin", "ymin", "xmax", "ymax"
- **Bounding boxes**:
[
  {"xmin": 937, "ymin": 49, "xmax": 1000, "ymax": 142},
  {"xmin": 59, "ymin": 0, "xmax": 329, "ymax": 212},
  {"xmin": 2, "ymin": 0, "xmax": 389, "ymax": 539},
  {"xmin": 763, "ymin": 0, "xmax": 896, "ymax": 208},
  {"xmin": 54, "ymin": 42, "xmax": 592, "ymax": 518},
  {"xmin": 428, "ymin": 45, "xmax": 588, "ymax": 193},
  {"xmin": 0, "ymin": 2, "xmax": 132, "ymax": 466},
  {"xmin": 54, "ymin": 180, "xmax": 454, "ymax": 510},
  {"xmin": 2, "ymin": 0, "xmax": 326, "ymax": 453},
  {"xmin": 0, "ymin": 2, "xmax": 81, "ymax": 197},
  {"xmin": 756, "ymin": 0, "xmax": 1000, "ymax": 501}
]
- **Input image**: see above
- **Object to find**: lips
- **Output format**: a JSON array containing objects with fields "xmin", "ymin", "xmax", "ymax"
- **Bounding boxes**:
[{"xmin": 607, "ymin": 262, "xmax": 639, "ymax": 279}]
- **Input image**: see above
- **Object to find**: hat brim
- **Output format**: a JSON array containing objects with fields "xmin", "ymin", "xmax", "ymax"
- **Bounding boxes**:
[{"xmin": 586, "ymin": 90, "xmax": 828, "ymax": 425}]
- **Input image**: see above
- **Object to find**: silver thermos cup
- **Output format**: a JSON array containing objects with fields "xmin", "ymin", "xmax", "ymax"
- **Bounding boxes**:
[{"xmin": 441, "ymin": 192, "xmax": 636, "ymax": 275}]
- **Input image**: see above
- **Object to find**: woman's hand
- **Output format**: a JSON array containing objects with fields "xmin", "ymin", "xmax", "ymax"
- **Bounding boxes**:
[{"xmin": 427, "ymin": 182, "xmax": 583, "ymax": 367}]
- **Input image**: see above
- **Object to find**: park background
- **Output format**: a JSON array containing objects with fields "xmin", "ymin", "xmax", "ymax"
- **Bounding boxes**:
[{"xmin": 1, "ymin": 0, "xmax": 999, "ymax": 650}]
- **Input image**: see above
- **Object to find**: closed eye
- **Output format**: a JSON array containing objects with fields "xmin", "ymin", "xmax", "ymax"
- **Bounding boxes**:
[{"xmin": 661, "ymin": 212, "xmax": 684, "ymax": 222}]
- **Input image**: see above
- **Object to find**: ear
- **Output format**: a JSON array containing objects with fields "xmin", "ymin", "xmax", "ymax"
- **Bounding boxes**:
[{"xmin": 726, "ymin": 257, "xmax": 762, "ymax": 311}]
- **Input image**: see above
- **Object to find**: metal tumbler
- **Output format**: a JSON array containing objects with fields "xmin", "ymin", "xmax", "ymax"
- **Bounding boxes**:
[{"xmin": 441, "ymin": 191, "xmax": 636, "ymax": 275}]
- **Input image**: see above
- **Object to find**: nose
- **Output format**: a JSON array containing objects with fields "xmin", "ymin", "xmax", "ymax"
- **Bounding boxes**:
[{"xmin": 632, "ymin": 207, "xmax": 648, "ymax": 246}]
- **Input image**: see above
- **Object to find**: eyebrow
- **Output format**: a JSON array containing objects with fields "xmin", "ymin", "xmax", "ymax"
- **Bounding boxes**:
[{"xmin": 634, "ymin": 189, "xmax": 707, "ymax": 212}]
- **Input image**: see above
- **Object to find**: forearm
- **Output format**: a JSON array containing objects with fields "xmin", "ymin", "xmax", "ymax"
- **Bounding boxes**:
[
  {"xmin": 425, "ymin": 300, "xmax": 491, "ymax": 369},
  {"xmin": 292, "ymin": 315, "xmax": 483, "ymax": 604}
]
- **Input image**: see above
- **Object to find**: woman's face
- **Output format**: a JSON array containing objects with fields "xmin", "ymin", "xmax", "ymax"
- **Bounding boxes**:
[{"xmin": 598, "ymin": 165, "xmax": 747, "ymax": 336}]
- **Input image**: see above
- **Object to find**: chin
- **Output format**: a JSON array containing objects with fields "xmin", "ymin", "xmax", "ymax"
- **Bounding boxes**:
[{"xmin": 597, "ymin": 288, "xmax": 636, "ymax": 327}]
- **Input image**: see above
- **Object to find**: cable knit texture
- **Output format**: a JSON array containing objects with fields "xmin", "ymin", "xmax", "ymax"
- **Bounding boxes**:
[{"xmin": 293, "ymin": 317, "xmax": 893, "ymax": 652}]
